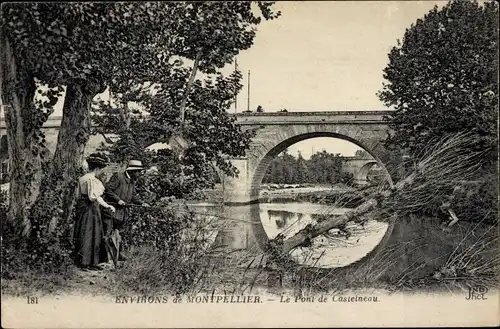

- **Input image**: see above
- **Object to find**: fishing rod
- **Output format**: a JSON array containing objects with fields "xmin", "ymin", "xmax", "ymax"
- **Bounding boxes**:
[
  {"xmin": 122, "ymin": 203, "xmax": 255, "ymax": 224},
  {"xmin": 123, "ymin": 203, "xmax": 163, "ymax": 210}
]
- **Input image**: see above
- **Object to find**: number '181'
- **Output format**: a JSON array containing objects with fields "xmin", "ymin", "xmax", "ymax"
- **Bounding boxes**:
[{"xmin": 27, "ymin": 296, "xmax": 38, "ymax": 304}]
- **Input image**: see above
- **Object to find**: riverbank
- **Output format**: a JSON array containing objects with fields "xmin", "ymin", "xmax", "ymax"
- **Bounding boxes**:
[
  {"xmin": 2, "ymin": 213, "xmax": 497, "ymax": 300},
  {"xmin": 2, "ymin": 190, "xmax": 497, "ymax": 302},
  {"xmin": 195, "ymin": 183, "xmax": 374, "ymax": 208}
]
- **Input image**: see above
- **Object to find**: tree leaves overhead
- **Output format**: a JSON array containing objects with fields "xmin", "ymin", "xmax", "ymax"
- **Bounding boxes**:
[
  {"xmin": 2, "ymin": 1, "xmax": 280, "ymax": 230},
  {"xmin": 173, "ymin": 1, "xmax": 280, "ymax": 73},
  {"xmin": 378, "ymin": 0, "xmax": 498, "ymax": 164},
  {"xmin": 2, "ymin": 2, "xmax": 183, "ymax": 91},
  {"xmin": 87, "ymin": 1, "xmax": 280, "ymax": 198},
  {"xmin": 3, "ymin": 1, "xmax": 281, "ymax": 123}
]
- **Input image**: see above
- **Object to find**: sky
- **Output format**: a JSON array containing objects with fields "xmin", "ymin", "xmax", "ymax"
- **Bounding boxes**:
[
  {"xmin": 232, "ymin": 1, "xmax": 442, "ymax": 113},
  {"xmin": 231, "ymin": 1, "xmax": 444, "ymax": 158},
  {"xmin": 39, "ymin": 1, "xmax": 445, "ymax": 159}
]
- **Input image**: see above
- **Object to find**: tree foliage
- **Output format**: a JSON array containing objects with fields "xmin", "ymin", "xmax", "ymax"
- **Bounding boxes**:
[
  {"xmin": 378, "ymin": 0, "xmax": 498, "ymax": 223},
  {"xmin": 379, "ymin": 0, "xmax": 498, "ymax": 163},
  {"xmin": 91, "ymin": 2, "xmax": 280, "ymax": 199},
  {"xmin": 263, "ymin": 150, "xmax": 354, "ymax": 185},
  {"xmin": 1, "ymin": 2, "xmax": 186, "ymax": 228},
  {"xmin": 1, "ymin": 1, "xmax": 280, "ymax": 261},
  {"xmin": 94, "ymin": 72, "xmax": 255, "ymax": 199}
]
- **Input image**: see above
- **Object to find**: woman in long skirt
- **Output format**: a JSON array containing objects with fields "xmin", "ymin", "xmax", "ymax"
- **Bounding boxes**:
[{"xmin": 73, "ymin": 153, "xmax": 116, "ymax": 270}]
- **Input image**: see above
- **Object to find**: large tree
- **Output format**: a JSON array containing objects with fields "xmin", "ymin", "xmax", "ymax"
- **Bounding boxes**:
[
  {"xmin": 1, "ymin": 3, "xmax": 182, "ymax": 231},
  {"xmin": 378, "ymin": 0, "xmax": 498, "ymax": 222},
  {"xmin": 94, "ymin": 71, "xmax": 255, "ymax": 199},
  {"xmin": 1, "ymin": 2, "xmax": 280, "ymax": 238},
  {"xmin": 92, "ymin": 2, "xmax": 280, "ymax": 199},
  {"xmin": 378, "ymin": 0, "xmax": 498, "ymax": 163}
]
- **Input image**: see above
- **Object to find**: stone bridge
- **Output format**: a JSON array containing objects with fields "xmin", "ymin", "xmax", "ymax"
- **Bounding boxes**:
[
  {"xmin": 1, "ymin": 110, "xmax": 395, "ymax": 256},
  {"xmin": 339, "ymin": 156, "xmax": 379, "ymax": 185},
  {"xmin": 223, "ymin": 110, "xmax": 393, "ymax": 204},
  {"xmin": 1, "ymin": 110, "xmax": 393, "ymax": 192}
]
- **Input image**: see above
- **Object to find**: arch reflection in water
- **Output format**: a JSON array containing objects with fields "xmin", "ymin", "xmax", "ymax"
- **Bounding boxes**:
[
  {"xmin": 259, "ymin": 202, "xmax": 389, "ymax": 268},
  {"xmin": 190, "ymin": 202, "xmax": 389, "ymax": 269}
]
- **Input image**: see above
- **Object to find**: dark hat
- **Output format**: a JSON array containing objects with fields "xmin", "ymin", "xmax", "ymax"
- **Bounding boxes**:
[{"xmin": 86, "ymin": 153, "xmax": 109, "ymax": 167}]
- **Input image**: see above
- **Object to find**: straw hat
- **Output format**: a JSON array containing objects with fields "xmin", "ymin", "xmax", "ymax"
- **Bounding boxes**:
[{"xmin": 126, "ymin": 159, "xmax": 144, "ymax": 171}]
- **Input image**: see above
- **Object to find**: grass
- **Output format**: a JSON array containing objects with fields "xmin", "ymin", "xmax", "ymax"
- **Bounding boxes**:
[
  {"xmin": 2, "ymin": 213, "xmax": 498, "ymax": 298},
  {"xmin": 295, "ymin": 214, "xmax": 499, "ymax": 295}
]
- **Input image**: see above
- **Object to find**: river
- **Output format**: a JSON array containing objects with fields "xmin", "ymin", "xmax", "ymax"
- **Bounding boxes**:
[{"xmin": 188, "ymin": 201, "xmax": 389, "ymax": 269}]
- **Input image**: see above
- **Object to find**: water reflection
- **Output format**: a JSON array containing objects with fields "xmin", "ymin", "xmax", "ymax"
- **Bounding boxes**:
[
  {"xmin": 260, "ymin": 203, "xmax": 389, "ymax": 268},
  {"xmin": 189, "ymin": 202, "xmax": 389, "ymax": 268},
  {"xmin": 268, "ymin": 210, "xmax": 302, "ymax": 230}
]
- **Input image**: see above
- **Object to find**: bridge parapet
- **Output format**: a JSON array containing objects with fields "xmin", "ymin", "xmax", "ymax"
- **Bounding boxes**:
[
  {"xmin": 0, "ymin": 110, "xmax": 393, "ymax": 129},
  {"xmin": 235, "ymin": 110, "xmax": 392, "ymax": 125}
]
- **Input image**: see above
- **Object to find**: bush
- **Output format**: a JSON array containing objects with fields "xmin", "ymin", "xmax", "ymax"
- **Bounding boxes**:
[
  {"xmin": 1, "ymin": 221, "xmax": 73, "ymax": 281},
  {"xmin": 1, "ymin": 223, "xmax": 73, "ymax": 281},
  {"xmin": 121, "ymin": 198, "xmax": 192, "ymax": 252},
  {"xmin": 393, "ymin": 170, "xmax": 498, "ymax": 225},
  {"xmin": 117, "ymin": 197, "xmax": 219, "ymax": 294},
  {"xmin": 358, "ymin": 215, "xmax": 499, "ymax": 289},
  {"xmin": 452, "ymin": 169, "xmax": 498, "ymax": 225},
  {"xmin": 1, "ymin": 173, "xmax": 74, "ymax": 281},
  {"xmin": 1, "ymin": 203, "xmax": 74, "ymax": 295}
]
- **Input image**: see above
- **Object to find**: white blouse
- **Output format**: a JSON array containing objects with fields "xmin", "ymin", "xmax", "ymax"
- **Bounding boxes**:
[{"xmin": 78, "ymin": 173, "xmax": 105, "ymax": 201}]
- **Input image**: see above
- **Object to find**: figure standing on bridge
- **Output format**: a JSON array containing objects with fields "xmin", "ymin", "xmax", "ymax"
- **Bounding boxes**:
[{"xmin": 101, "ymin": 159, "xmax": 149, "ymax": 262}]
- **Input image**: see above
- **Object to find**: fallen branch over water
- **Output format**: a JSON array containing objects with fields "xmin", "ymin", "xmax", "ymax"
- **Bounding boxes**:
[{"xmin": 271, "ymin": 132, "xmax": 488, "ymax": 255}]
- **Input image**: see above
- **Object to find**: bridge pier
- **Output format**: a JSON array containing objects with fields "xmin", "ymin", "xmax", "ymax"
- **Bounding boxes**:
[
  {"xmin": 222, "ymin": 158, "xmax": 257, "ymax": 205},
  {"xmin": 211, "ymin": 204, "xmax": 268, "ymax": 253}
]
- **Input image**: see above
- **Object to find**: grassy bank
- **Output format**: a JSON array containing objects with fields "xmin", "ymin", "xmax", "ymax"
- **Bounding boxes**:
[
  {"xmin": 292, "ymin": 215, "xmax": 499, "ymax": 295},
  {"xmin": 2, "ymin": 213, "xmax": 498, "ymax": 298}
]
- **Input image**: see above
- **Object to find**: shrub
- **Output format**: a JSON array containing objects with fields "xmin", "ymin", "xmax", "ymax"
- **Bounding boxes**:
[
  {"xmin": 117, "ymin": 197, "xmax": 220, "ymax": 294},
  {"xmin": 121, "ymin": 198, "xmax": 192, "ymax": 252},
  {"xmin": 1, "ymin": 187, "xmax": 74, "ymax": 293},
  {"xmin": 334, "ymin": 214, "xmax": 498, "ymax": 291},
  {"xmin": 1, "ymin": 171, "xmax": 75, "ymax": 281},
  {"xmin": 452, "ymin": 168, "xmax": 498, "ymax": 225}
]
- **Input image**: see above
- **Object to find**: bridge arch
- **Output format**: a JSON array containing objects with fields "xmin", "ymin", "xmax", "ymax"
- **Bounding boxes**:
[
  {"xmin": 221, "ymin": 123, "xmax": 397, "ymax": 271},
  {"xmin": 355, "ymin": 161, "xmax": 378, "ymax": 185},
  {"xmin": 246, "ymin": 130, "xmax": 393, "ymax": 202}
]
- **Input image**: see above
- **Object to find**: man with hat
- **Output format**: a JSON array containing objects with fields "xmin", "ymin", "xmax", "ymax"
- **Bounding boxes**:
[{"xmin": 101, "ymin": 159, "xmax": 149, "ymax": 261}]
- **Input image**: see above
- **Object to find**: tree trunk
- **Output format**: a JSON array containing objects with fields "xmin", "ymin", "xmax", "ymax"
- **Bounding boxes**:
[
  {"xmin": 0, "ymin": 29, "xmax": 41, "ymax": 231},
  {"xmin": 120, "ymin": 100, "xmax": 131, "ymax": 129},
  {"xmin": 179, "ymin": 52, "xmax": 201, "ymax": 123},
  {"xmin": 281, "ymin": 199, "xmax": 379, "ymax": 253},
  {"xmin": 39, "ymin": 83, "xmax": 104, "ymax": 233}
]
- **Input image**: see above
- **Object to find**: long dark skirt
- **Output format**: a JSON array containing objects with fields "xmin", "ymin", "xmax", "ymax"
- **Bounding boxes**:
[{"xmin": 73, "ymin": 197, "xmax": 108, "ymax": 267}]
